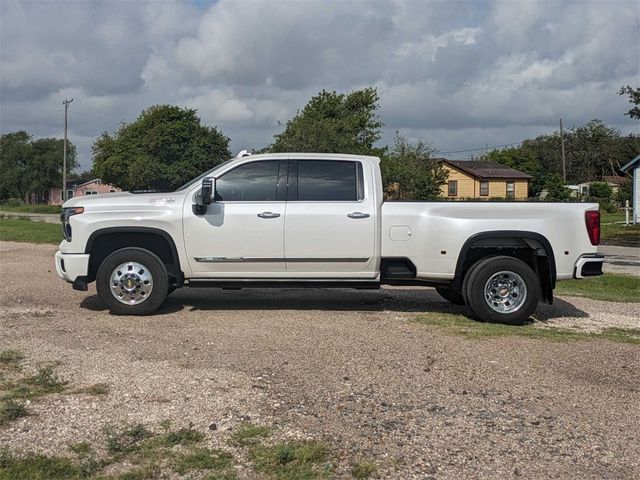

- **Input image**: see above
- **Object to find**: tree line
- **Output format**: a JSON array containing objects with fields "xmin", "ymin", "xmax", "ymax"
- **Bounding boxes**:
[
  {"xmin": 481, "ymin": 119, "xmax": 639, "ymax": 202},
  {"xmin": 1, "ymin": 86, "xmax": 638, "ymax": 203},
  {"xmin": 0, "ymin": 132, "xmax": 78, "ymax": 203}
]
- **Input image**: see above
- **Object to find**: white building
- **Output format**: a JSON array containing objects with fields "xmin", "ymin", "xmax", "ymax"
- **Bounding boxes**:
[{"xmin": 621, "ymin": 154, "xmax": 640, "ymax": 224}]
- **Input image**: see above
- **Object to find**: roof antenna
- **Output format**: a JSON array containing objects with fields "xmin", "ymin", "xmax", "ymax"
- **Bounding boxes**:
[{"xmin": 236, "ymin": 150, "xmax": 251, "ymax": 158}]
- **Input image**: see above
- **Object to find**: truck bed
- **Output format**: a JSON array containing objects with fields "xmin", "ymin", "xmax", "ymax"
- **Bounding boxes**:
[{"xmin": 381, "ymin": 201, "xmax": 598, "ymax": 281}]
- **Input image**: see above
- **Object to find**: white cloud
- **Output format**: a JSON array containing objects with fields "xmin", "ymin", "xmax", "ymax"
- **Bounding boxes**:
[
  {"xmin": 1, "ymin": 0, "xmax": 638, "ymax": 170},
  {"xmin": 396, "ymin": 27, "xmax": 482, "ymax": 61}
]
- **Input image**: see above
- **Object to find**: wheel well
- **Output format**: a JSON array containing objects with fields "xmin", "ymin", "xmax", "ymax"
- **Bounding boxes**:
[
  {"xmin": 85, "ymin": 229, "xmax": 183, "ymax": 286},
  {"xmin": 452, "ymin": 232, "xmax": 556, "ymax": 304}
]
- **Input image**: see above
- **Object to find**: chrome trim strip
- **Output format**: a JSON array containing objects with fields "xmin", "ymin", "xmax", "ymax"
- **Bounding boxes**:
[
  {"xmin": 286, "ymin": 257, "xmax": 370, "ymax": 263},
  {"xmin": 194, "ymin": 257, "xmax": 370, "ymax": 263}
]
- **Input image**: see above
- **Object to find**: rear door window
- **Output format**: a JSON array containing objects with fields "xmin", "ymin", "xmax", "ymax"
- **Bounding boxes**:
[{"xmin": 293, "ymin": 160, "xmax": 363, "ymax": 201}]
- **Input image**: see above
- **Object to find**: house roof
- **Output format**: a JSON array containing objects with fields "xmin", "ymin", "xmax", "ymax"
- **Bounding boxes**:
[
  {"xmin": 620, "ymin": 154, "xmax": 640, "ymax": 172},
  {"xmin": 438, "ymin": 159, "xmax": 532, "ymax": 180},
  {"xmin": 602, "ymin": 175, "xmax": 628, "ymax": 186},
  {"xmin": 68, "ymin": 177, "xmax": 95, "ymax": 187},
  {"xmin": 75, "ymin": 178, "xmax": 102, "ymax": 188}
]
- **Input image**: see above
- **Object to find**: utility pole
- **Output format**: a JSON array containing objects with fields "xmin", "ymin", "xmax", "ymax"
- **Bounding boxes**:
[
  {"xmin": 62, "ymin": 98, "xmax": 73, "ymax": 202},
  {"xmin": 560, "ymin": 118, "xmax": 566, "ymax": 182}
]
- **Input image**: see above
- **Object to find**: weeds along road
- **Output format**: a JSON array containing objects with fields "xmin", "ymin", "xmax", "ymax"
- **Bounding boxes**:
[{"xmin": 1, "ymin": 241, "xmax": 639, "ymax": 479}]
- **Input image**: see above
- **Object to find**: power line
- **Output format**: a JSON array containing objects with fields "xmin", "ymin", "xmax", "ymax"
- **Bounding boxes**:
[{"xmin": 438, "ymin": 141, "xmax": 523, "ymax": 155}]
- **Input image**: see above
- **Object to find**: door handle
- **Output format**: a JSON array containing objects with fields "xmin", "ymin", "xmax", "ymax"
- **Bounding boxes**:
[
  {"xmin": 347, "ymin": 212, "xmax": 370, "ymax": 219},
  {"xmin": 257, "ymin": 211, "xmax": 281, "ymax": 219}
]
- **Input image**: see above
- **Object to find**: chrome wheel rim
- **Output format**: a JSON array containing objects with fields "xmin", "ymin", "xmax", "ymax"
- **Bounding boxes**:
[
  {"xmin": 110, "ymin": 261, "xmax": 153, "ymax": 305},
  {"xmin": 484, "ymin": 271, "xmax": 527, "ymax": 314}
]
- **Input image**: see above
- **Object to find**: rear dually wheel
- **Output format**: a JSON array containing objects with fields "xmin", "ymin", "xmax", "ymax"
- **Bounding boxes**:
[{"xmin": 463, "ymin": 256, "xmax": 540, "ymax": 325}]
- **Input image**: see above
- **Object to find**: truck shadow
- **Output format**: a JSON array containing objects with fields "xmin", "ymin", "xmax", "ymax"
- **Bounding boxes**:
[{"xmin": 80, "ymin": 287, "xmax": 589, "ymax": 321}]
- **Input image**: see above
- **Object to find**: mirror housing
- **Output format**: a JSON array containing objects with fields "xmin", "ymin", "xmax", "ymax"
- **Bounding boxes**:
[
  {"xmin": 194, "ymin": 177, "xmax": 215, "ymax": 215},
  {"xmin": 202, "ymin": 177, "xmax": 214, "ymax": 205}
]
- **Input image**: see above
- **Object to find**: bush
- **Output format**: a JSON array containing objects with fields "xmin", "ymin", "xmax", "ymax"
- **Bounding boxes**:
[
  {"xmin": 589, "ymin": 182, "xmax": 613, "ymax": 200},
  {"xmin": 543, "ymin": 174, "xmax": 571, "ymax": 201},
  {"xmin": 2, "ymin": 198, "xmax": 24, "ymax": 207},
  {"xmin": 615, "ymin": 178, "xmax": 633, "ymax": 205}
]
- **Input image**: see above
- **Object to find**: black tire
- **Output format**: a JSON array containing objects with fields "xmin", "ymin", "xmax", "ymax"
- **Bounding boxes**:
[
  {"xmin": 96, "ymin": 247, "xmax": 168, "ymax": 315},
  {"xmin": 461, "ymin": 258, "xmax": 485, "ymax": 316},
  {"xmin": 463, "ymin": 256, "xmax": 540, "ymax": 325},
  {"xmin": 435, "ymin": 286, "xmax": 465, "ymax": 305}
]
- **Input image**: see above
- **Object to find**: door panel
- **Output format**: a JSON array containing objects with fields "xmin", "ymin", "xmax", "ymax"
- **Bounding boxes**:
[
  {"xmin": 284, "ymin": 160, "xmax": 377, "ymax": 277},
  {"xmin": 183, "ymin": 160, "xmax": 286, "ymax": 277}
]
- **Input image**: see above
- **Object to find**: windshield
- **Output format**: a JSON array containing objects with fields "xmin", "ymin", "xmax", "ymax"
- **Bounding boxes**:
[{"xmin": 174, "ymin": 159, "xmax": 234, "ymax": 191}]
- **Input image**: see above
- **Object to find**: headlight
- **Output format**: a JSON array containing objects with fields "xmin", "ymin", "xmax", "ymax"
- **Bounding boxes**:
[{"xmin": 60, "ymin": 207, "xmax": 84, "ymax": 241}]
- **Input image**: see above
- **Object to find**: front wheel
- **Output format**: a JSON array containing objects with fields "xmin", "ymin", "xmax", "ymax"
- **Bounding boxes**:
[
  {"xmin": 464, "ymin": 256, "xmax": 540, "ymax": 325},
  {"xmin": 96, "ymin": 247, "xmax": 168, "ymax": 315}
]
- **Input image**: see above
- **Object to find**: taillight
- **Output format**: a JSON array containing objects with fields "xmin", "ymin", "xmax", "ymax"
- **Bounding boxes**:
[{"xmin": 585, "ymin": 210, "xmax": 600, "ymax": 246}]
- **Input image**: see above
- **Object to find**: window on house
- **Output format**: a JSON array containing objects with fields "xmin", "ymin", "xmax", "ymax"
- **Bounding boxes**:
[
  {"xmin": 480, "ymin": 181, "xmax": 489, "ymax": 196},
  {"xmin": 109, "ymin": 189, "xmax": 116, "ymax": 193},
  {"xmin": 85, "ymin": 191, "xmax": 98, "ymax": 195},
  {"xmin": 447, "ymin": 180, "xmax": 458, "ymax": 197},
  {"xmin": 66, "ymin": 190, "xmax": 74, "ymax": 199},
  {"xmin": 506, "ymin": 181, "xmax": 515, "ymax": 198}
]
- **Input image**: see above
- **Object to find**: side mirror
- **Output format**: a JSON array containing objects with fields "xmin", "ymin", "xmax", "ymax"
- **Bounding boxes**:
[
  {"xmin": 202, "ymin": 177, "xmax": 214, "ymax": 205},
  {"xmin": 194, "ymin": 177, "xmax": 215, "ymax": 215}
]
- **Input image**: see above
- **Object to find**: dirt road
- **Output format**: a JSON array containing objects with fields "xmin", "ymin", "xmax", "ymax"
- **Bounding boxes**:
[{"xmin": 1, "ymin": 241, "xmax": 639, "ymax": 479}]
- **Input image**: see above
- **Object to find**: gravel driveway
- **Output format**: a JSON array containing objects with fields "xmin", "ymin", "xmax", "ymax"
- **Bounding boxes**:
[{"xmin": 1, "ymin": 241, "xmax": 639, "ymax": 479}]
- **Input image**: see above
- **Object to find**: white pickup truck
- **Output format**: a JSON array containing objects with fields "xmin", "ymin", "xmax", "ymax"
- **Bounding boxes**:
[{"xmin": 55, "ymin": 152, "xmax": 603, "ymax": 324}]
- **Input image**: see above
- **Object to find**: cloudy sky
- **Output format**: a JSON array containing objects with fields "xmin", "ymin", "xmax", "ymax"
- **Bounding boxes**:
[{"xmin": 1, "ymin": 0, "xmax": 638, "ymax": 171}]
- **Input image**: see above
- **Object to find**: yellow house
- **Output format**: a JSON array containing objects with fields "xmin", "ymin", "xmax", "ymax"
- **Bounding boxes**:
[{"xmin": 439, "ymin": 159, "xmax": 531, "ymax": 199}]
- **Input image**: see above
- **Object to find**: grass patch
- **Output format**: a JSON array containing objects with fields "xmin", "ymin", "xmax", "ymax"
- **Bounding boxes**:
[
  {"xmin": 105, "ymin": 424, "xmax": 152, "ymax": 454},
  {"xmin": 230, "ymin": 423, "xmax": 271, "ymax": 446},
  {"xmin": 600, "ymin": 214, "xmax": 640, "ymax": 247},
  {"xmin": 555, "ymin": 273, "xmax": 640, "ymax": 303},
  {"xmin": 351, "ymin": 461, "xmax": 376, "ymax": 479},
  {"xmin": 0, "ymin": 450, "xmax": 88, "ymax": 480},
  {"xmin": 113, "ymin": 465, "xmax": 160, "ymax": 480},
  {"xmin": 0, "ymin": 218, "xmax": 61, "ymax": 244},
  {"xmin": 172, "ymin": 448, "xmax": 234, "ymax": 475},
  {"xmin": 73, "ymin": 383, "xmax": 110, "ymax": 396},
  {"xmin": 155, "ymin": 425, "xmax": 205, "ymax": 447},
  {"xmin": 0, "ymin": 362, "xmax": 68, "ymax": 425},
  {"xmin": 251, "ymin": 441, "xmax": 330, "ymax": 480},
  {"xmin": 69, "ymin": 442, "xmax": 93, "ymax": 456},
  {"xmin": 8, "ymin": 366, "xmax": 67, "ymax": 400},
  {"xmin": 0, "ymin": 399, "xmax": 29, "ymax": 424},
  {"xmin": 0, "ymin": 204, "xmax": 61, "ymax": 214},
  {"xmin": 0, "ymin": 350, "xmax": 24, "ymax": 366},
  {"xmin": 413, "ymin": 312, "xmax": 640, "ymax": 345},
  {"xmin": 1, "ymin": 366, "xmax": 67, "ymax": 405}
]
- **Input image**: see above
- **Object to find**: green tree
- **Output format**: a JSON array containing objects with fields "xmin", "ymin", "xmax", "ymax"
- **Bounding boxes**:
[
  {"xmin": 0, "ymin": 131, "xmax": 77, "ymax": 203},
  {"xmin": 380, "ymin": 132, "xmax": 448, "ymax": 200},
  {"xmin": 588, "ymin": 181, "xmax": 613, "ymax": 199},
  {"xmin": 270, "ymin": 88, "xmax": 384, "ymax": 155},
  {"xmin": 92, "ymin": 105, "xmax": 231, "ymax": 191},
  {"xmin": 0, "ymin": 131, "xmax": 31, "ymax": 200},
  {"xmin": 484, "ymin": 119, "xmax": 639, "ymax": 187},
  {"xmin": 615, "ymin": 178, "xmax": 633, "ymax": 205},
  {"xmin": 619, "ymin": 85, "xmax": 640, "ymax": 119},
  {"xmin": 483, "ymin": 147, "xmax": 544, "ymax": 196},
  {"xmin": 543, "ymin": 173, "xmax": 571, "ymax": 201}
]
